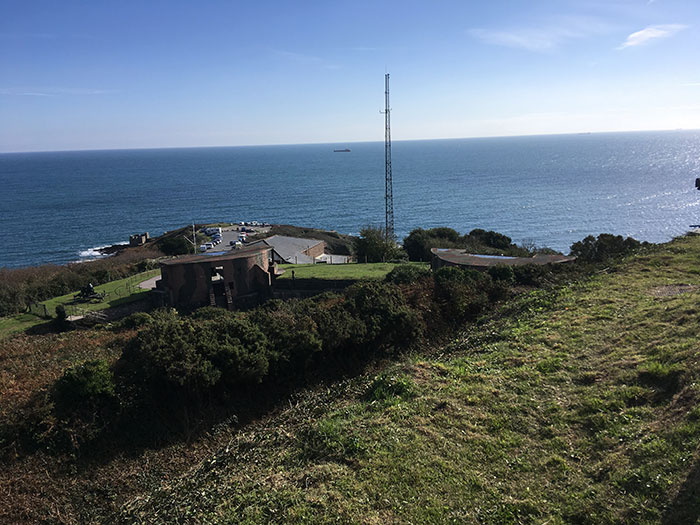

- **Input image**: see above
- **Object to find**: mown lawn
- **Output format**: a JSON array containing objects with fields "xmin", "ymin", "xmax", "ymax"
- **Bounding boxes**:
[
  {"xmin": 277, "ymin": 262, "xmax": 428, "ymax": 280},
  {"xmin": 0, "ymin": 269, "xmax": 160, "ymax": 338},
  {"xmin": 122, "ymin": 235, "xmax": 700, "ymax": 523}
]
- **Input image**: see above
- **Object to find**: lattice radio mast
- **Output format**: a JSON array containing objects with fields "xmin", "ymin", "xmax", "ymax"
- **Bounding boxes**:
[{"xmin": 381, "ymin": 73, "xmax": 395, "ymax": 242}]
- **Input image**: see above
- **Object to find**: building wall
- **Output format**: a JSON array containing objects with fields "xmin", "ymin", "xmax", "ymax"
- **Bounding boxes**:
[
  {"xmin": 303, "ymin": 241, "xmax": 326, "ymax": 259},
  {"xmin": 161, "ymin": 249, "xmax": 272, "ymax": 308}
]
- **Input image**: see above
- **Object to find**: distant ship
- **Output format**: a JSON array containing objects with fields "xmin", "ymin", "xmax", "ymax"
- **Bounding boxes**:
[{"xmin": 333, "ymin": 148, "xmax": 351, "ymax": 152}]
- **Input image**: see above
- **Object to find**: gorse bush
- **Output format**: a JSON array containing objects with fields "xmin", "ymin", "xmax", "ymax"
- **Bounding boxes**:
[
  {"xmin": 434, "ymin": 266, "xmax": 495, "ymax": 322},
  {"xmin": 119, "ymin": 311, "xmax": 153, "ymax": 330},
  {"xmin": 385, "ymin": 264, "xmax": 431, "ymax": 285},
  {"xmin": 126, "ymin": 313, "xmax": 270, "ymax": 399},
  {"xmin": 345, "ymin": 281, "xmax": 424, "ymax": 350},
  {"xmin": 252, "ymin": 300, "xmax": 322, "ymax": 380},
  {"xmin": 55, "ymin": 359, "xmax": 116, "ymax": 408},
  {"xmin": 570, "ymin": 233, "xmax": 648, "ymax": 263},
  {"xmin": 488, "ymin": 264, "xmax": 515, "ymax": 284}
]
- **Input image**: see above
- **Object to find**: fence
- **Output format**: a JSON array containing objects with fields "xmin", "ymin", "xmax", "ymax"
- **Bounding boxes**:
[{"xmin": 27, "ymin": 273, "xmax": 154, "ymax": 319}]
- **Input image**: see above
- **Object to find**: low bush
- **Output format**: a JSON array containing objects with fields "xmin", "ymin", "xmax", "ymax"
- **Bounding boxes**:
[
  {"xmin": 54, "ymin": 359, "xmax": 116, "ymax": 409},
  {"xmin": 122, "ymin": 313, "xmax": 270, "ymax": 405},
  {"xmin": 345, "ymin": 281, "xmax": 424, "ymax": 351},
  {"xmin": 513, "ymin": 264, "xmax": 551, "ymax": 286},
  {"xmin": 385, "ymin": 264, "xmax": 431, "ymax": 285},
  {"xmin": 488, "ymin": 264, "xmax": 515, "ymax": 284},
  {"xmin": 119, "ymin": 311, "xmax": 153, "ymax": 330},
  {"xmin": 434, "ymin": 267, "xmax": 494, "ymax": 322},
  {"xmin": 570, "ymin": 233, "xmax": 648, "ymax": 263},
  {"xmin": 252, "ymin": 300, "xmax": 322, "ymax": 380}
]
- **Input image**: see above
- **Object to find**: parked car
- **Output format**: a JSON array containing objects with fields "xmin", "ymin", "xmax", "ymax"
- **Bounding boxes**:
[
  {"xmin": 205, "ymin": 242, "xmax": 214, "ymax": 249},
  {"xmin": 199, "ymin": 244, "xmax": 208, "ymax": 252}
]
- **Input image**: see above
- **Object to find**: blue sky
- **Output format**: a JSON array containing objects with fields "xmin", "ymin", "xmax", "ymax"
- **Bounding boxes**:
[{"xmin": 1, "ymin": 0, "xmax": 699, "ymax": 152}]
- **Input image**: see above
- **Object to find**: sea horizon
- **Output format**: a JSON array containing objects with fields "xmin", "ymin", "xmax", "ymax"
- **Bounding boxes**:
[
  {"xmin": 2, "ymin": 129, "xmax": 700, "ymax": 269},
  {"xmin": 2, "ymin": 127, "xmax": 698, "ymax": 156}
]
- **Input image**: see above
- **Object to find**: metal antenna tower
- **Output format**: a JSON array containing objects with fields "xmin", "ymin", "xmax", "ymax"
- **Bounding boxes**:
[{"xmin": 381, "ymin": 73, "xmax": 395, "ymax": 242}]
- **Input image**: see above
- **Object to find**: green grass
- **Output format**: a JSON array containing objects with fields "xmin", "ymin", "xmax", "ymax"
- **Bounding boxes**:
[
  {"xmin": 0, "ymin": 269, "xmax": 160, "ymax": 337},
  {"xmin": 122, "ymin": 235, "xmax": 700, "ymax": 523},
  {"xmin": 277, "ymin": 262, "xmax": 427, "ymax": 280}
]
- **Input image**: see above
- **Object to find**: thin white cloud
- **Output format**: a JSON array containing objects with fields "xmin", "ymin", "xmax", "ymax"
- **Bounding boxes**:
[
  {"xmin": 469, "ymin": 15, "xmax": 616, "ymax": 52},
  {"xmin": 617, "ymin": 24, "xmax": 687, "ymax": 49}
]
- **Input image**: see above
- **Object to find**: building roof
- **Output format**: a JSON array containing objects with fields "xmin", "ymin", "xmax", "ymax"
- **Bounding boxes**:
[
  {"xmin": 248, "ymin": 235, "xmax": 323, "ymax": 264},
  {"xmin": 431, "ymin": 248, "xmax": 575, "ymax": 267},
  {"xmin": 160, "ymin": 245, "xmax": 271, "ymax": 266}
]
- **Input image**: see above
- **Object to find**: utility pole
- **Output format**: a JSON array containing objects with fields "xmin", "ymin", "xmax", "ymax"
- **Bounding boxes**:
[
  {"xmin": 381, "ymin": 73, "xmax": 395, "ymax": 242},
  {"xmin": 192, "ymin": 222, "xmax": 196, "ymax": 254},
  {"xmin": 183, "ymin": 221, "xmax": 197, "ymax": 254}
]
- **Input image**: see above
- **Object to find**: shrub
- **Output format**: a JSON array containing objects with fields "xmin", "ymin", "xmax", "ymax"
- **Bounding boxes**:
[
  {"xmin": 54, "ymin": 304, "xmax": 71, "ymax": 331},
  {"xmin": 402, "ymin": 228, "xmax": 463, "ymax": 262},
  {"xmin": 296, "ymin": 295, "xmax": 367, "ymax": 356},
  {"xmin": 345, "ymin": 281, "xmax": 424, "ymax": 351},
  {"xmin": 434, "ymin": 267, "xmax": 493, "ymax": 321},
  {"xmin": 513, "ymin": 264, "xmax": 551, "ymax": 286},
  {"xmin": 55, "ymin": 359, "xmax": 116, "ymax": 407},
  {"xmin": 119, "ymin": 311, "xmax": 153, "ymax": 330},
  {"xmin": 252, "ymin": 300, "xmax": 322, "ymax": 379},
  {"xmin": 158, "ymin": 236, "xmax": 192, "ymax": 256},
  {"xmin": 385, "ymin": 264, "xmax": 431, "ymax": 285},
  {"xmin": 570, "ymin": 233, "xmax": 647, "ymax": 263},
  {"xmin": 487, "ymin": 264, "xmax": 515, "ymax": 284},
  {"xmin": 123, "ymin": 313, "xmax": 270, "ymax": 401}
]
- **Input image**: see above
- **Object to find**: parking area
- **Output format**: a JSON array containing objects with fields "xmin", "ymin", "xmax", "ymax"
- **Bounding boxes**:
[{"xmin": 199, "ymin": 223, "xmax": 271, "ymax": 254}]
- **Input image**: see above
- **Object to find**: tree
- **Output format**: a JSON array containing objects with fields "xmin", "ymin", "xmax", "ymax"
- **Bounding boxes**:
[
  {"xmin": 402, "ymin": 227, "xmax": 462, "ymax": 261},
  {"xmin": 354, "ymin": 226, "xmax": 402, "ymax": 262},
  {"xmin": 158, "ymin": 236, "xmax": 192, "ymax": 256}
]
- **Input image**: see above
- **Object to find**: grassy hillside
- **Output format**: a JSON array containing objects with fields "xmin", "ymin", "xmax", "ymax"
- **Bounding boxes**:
[
  {"xmin": 2, "ymin": 235, "xmax": 700, "ymax": 523},
  {"xmin": 120, "ymin": 235, "xmax": 700, "ymax": 523}
]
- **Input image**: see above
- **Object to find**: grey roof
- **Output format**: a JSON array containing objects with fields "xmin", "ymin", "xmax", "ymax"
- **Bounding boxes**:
[{"xmin": 248, "ymin": 235, "xmax": 323, "ymax": 264}]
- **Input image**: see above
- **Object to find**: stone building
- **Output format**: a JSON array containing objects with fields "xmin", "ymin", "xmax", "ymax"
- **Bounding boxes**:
[{"xmin": 157, "ymin": 245, "xmax": 278, "ymax": 309}]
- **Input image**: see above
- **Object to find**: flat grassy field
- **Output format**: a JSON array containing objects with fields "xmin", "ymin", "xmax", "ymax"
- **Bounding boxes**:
[
  {"xmin": 277, "ymin": 262, "xmax": 428, "ymax": 280},
  {"xmin": 123, "ymin": 235, "xmax": 700, "ymax": 523},
  {"xmin": 0, "ymin": 269, "xmax": 160, "ymax": 337}
]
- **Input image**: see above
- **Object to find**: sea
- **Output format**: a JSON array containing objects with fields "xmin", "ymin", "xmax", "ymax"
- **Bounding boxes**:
[{"xmin": 1, "ymin": 130, "xmax": 699, "ymax": 269}]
